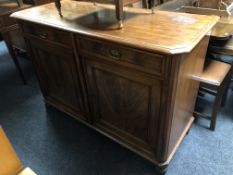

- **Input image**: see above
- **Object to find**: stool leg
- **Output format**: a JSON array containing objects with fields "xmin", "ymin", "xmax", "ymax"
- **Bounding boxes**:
[
  {"xmin": 210, "ymin": 86, "xmax": 225, "ymax": 131},
  {"xmin": 221, "ymin": 69, "xmax": 233, "ymax": 106},
  {"xmin": 221, "ymin": 78, "xmax": 230, "ymax": 106}
]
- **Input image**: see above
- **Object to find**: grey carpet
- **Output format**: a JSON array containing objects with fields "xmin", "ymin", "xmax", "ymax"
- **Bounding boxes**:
[{"xmin": 0, "ymin": 41, "xmax": 233, "ymax": 175}]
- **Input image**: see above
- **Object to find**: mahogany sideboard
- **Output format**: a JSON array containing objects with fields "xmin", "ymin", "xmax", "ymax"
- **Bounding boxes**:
[{"xmin": 11, "ymin": 1, "xmax": 219, "ymax": 174}]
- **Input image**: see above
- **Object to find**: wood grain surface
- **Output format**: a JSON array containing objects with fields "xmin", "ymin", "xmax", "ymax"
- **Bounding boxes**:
[{"xmin": 11, "ymin": 0, "xmax": 219, "ymax": 54}]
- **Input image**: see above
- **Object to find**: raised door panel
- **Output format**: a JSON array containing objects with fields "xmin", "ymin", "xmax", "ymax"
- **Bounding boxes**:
[
  {"xmin": 83, "ymin": 56, "xmax": 162, "ymax": 157},
  {"xmin": 28, "ymin": 39, "xmax": 86, "ymax": 120}
]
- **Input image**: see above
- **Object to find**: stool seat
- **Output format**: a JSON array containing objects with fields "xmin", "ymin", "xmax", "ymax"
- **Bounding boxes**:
[{"xmin": 201, "ymin": 59, "xmax": 231, "ymax": 86}]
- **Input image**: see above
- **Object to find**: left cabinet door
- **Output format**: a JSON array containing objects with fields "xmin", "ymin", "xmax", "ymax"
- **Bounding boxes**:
[{"xmin": 26, "ymin": 38, "xmax": 87, "ymax": 120}]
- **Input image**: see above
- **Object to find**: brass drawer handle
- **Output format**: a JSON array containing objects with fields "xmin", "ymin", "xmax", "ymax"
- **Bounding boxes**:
[
  {"xmin": 38, "ymin": 32, "xmax": 48, "ymax": 39},
  {"xmin": 109, "ymin": 49, "xmax": 122, "ymax": 60}
]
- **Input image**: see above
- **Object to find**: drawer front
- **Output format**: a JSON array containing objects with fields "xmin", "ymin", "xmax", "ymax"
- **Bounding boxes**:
[
  {"xmin": 22, "ymin": 22, "xmax": 72, "ymax": 48},
  {"xmin": 78, "ymin": 37, "xmax": 166, "ymax": 76}
]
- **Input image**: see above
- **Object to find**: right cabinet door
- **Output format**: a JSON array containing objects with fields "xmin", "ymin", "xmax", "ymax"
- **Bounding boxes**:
[{"xmin": 82, "ymin": 55, "xmax": 163, "ymax": 157}]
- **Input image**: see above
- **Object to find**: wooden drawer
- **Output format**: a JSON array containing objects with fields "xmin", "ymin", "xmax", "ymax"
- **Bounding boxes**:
[
  {"xmin": 22, "ymin": 22, "xmax": 72, "ymax": 48},
  {"xmin": 78, "ymin": 37, "xmax": 166, "ymax": 76}
]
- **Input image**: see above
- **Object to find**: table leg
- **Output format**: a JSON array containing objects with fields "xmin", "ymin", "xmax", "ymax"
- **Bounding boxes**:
[
  {"xmin": 115, "ymin": 0, "xmax": 124, "ymax": 29},
  {"xmin": 55, "ymin": 0, "xmax": 63, "ymax": 17}
]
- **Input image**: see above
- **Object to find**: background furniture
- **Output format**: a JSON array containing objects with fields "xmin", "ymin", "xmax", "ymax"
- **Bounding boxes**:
[
  {"xmin": 0, "ymin": 1, "xmax": 31, "ymax": 84},
  {"xmin": 12, "ymin": 1, "xmax": 218, "ymax": 174}
]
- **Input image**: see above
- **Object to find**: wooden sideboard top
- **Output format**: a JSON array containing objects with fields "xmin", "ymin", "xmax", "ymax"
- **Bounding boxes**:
[
  {"xmin": 156, "ymin": 0, "xmax": 233, "ymax": 39},
  {"xmin": 11, "ymin": 0, "xmax": 219, "ymax": 54}
]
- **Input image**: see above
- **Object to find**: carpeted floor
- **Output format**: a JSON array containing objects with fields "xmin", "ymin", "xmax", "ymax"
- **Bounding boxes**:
[{"xmin": 0, "ymin": 41, "xmax": 233, "ymax": 175}]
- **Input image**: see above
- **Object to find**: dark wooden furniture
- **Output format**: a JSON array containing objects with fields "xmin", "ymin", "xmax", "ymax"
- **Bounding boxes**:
[
  {"xmin": 194, "ymin": 59, "xmax": 232, "ymax": 130},
  {"xmin": 0, "ymin": 1, "xmax": 31, "ymax": 84},
  {"xmin": 209, "ymin": 38, "xmax": 233, "ymax": 56},
  {"xmin": 11, "ymin": 1, "xmax": 218, "ymax": 174},
  {"xmin": 23, "ymin": 0, "xmax": 54, "ymax": 5}
]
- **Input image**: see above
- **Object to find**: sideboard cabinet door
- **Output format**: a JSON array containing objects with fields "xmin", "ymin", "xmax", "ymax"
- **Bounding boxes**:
[
  {"xmin": 82, "ymin": 55, "xmax": 163, "ymax": 158},
  {"xmin": 26, "ymin": 38, "xmax": 86, "ymax": 120}
]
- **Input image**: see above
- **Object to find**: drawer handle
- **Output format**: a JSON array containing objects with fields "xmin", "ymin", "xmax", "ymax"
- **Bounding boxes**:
[
  {"xmin": 38, "ymin": 32, "xmax": 48, "ymax": 39},
  {"xmin": 109, "ymin": 49, "xmax": 122, "ymax": 60}
]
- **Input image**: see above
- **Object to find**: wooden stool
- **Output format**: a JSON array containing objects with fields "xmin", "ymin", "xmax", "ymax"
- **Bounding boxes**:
[{"xmin": 194, "ymin": 59, "xmax": 232, "ymax": 131}]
